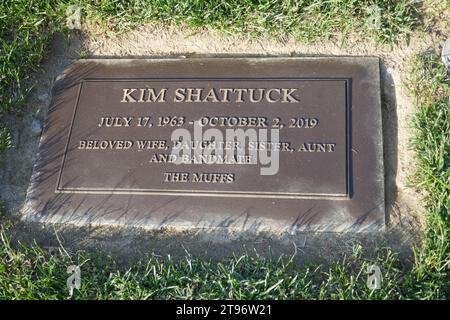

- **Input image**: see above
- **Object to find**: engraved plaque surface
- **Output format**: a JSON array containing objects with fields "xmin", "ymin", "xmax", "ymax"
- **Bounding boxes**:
[{"xmin": 23, "ymin": 58, "xmax": 384, "ymax": 232}]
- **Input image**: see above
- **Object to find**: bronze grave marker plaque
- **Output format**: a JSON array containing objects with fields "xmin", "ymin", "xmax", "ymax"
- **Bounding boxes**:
[{"xmin": 23, "ymin": 58, "xmax": 385, "ymax": 232}]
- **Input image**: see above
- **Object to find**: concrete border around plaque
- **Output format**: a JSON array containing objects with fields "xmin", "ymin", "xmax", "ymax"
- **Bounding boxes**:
[{"xmin": 21, "ymin": 57, "xmax": 385, "ymax": 232}]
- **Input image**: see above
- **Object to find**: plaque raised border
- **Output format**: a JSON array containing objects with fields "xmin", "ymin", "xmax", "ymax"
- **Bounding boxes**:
[{"xmin": 56, "ymin": 77, "xmax": 351, "ymax": 200}]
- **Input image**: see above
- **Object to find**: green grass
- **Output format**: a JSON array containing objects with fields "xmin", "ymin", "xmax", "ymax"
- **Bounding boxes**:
[
  {"xmin": 0, "ymin": 0, "xmax": 66, "ymax": 114},
  {"xmin": 0, "ymin": 127, "xmax": 12, "ymax": 157},
  {"xmin": 81, "ymin": 0, "xmax": 420, "ymax": 43},
  {"xmin": 0, "ymin": 228, "xmax": 409, "ymax": 299},
  {"xmin": 0, "ymin": 1, "xmax": 449, "ymax": 299},
  {"xmin": 406, "ymin": 54, "xmax": 450, "ymax": 299}
]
